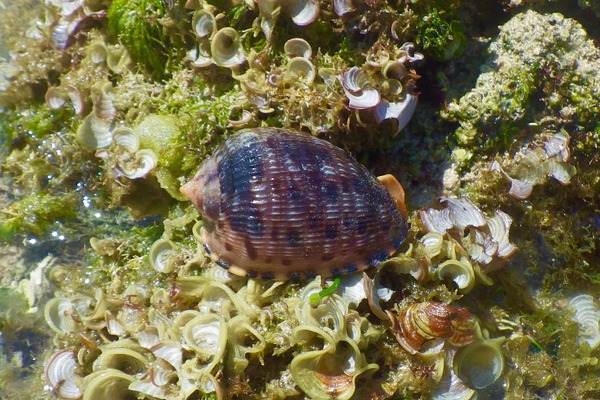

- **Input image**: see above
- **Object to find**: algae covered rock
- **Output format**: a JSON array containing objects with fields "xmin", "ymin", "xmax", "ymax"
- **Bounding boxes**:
[{"xmin": 444, "ymin": 10, "xmax": 600, "ymax": 146}]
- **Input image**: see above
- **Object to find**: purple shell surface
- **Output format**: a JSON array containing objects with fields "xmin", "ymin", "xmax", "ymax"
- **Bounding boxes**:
[{"xmin": 181, "ymin": 128, "xmax": 407, "ymax": 279}]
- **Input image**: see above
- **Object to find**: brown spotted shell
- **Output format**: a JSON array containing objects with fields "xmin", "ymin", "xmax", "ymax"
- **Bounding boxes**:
[
  {"xmin": 180, "ymin": 128, "xmax": 407, "ymax": 279},
  {"xmin": 392, "ymin": 301, "xmax": 477, "ymax": 354}
]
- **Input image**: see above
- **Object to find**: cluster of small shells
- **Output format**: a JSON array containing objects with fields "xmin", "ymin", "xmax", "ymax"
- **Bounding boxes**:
[
  {"xmin": 289, "ymin": 277, "xmax": 380, "ymax": 400},
  {"xmin": 32, "ymin": 1, "xmax": 524, "ymax": 399},
  {"xmin": 490, "ymin": 130, "xmax": 576, "ymax": 199},
  {"xmin": 50, "ymin": 80, "xmax": 158, "ymax": 180},
  {"xmin": 43, "ymin": 201, "xmax": 516, "ymax": 399},
  {"xmin": 185, "ymin": 1, "xmax": 421, "ymax": 135},
  {"xmin": 46, "ymin": 0, "xmax": 109, "ymax": 50},
  {"xmin": 44, "ymin": 239, "xmax": 270, "ymax": 399}
]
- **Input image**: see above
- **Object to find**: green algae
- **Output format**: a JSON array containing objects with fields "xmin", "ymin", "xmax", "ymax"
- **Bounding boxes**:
[
  {"xmin": 107, "ymin": 0, "xmax": 172, "ymax": 79},
  {"xmin": 0, "ymin": 192, "xmax": 79, "ymax": 240},
  {"xmin": 416, "ymin": 8, "xmax": 466, "ymax": 62},
  {"xmin": 0, "ymin": 1, "xmax": 599, "ymax": 400},
  {"xmin": 444, "ymin": 10, "xmax": 600, "ymax": 152}
]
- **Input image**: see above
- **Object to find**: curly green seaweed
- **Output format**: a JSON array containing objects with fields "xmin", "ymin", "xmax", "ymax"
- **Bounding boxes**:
[{"xmin": 416, "ymin": 8, "xmax": 466, "ymax": 62}]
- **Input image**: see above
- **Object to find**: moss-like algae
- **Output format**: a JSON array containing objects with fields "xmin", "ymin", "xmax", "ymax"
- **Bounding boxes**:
[
  {"xmin": 107, "ymin": 0, "xmax": 172, "ymax": 79},
  {"xmin": 1, "ymin": 2, "xmax": 600, "ymax": 400},
  {"xmin": 444, "ymin": 10, "xmax": 600, "ymax": 152},
  {"xmin": 416, "ymin": 8, "xmax": 466, "ymax": 62}
]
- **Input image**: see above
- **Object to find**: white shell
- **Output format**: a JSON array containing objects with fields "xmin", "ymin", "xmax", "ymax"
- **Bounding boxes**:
[
  {"xmin": 419, "ymin": 207, "xmax": 453, "ymax": 234},
  {"xmin": 284, "ymin": 57, "xmax": 316, "ymax": 84},
  {"xmin": 547, "ymin": 159, "xmax": 577, "ymax": 184},
  {"xmin": 112, "ymin": 127, "xmax": 140, "ymax": 152},
  {"xmin": 420, "ymin": 232, "xmax": 445, "ymax": 259},
  {"xmin": 441, "ymin": 197, "xmax": 487, "ymax": 231},
  {"xmin": 192, "ymin": 9, "xmax": 216, "ymax": 38},
  {"xmin": 284, "ymin": 38, "xmax": 312, "ymax": 59},
  {"xmin": 374, "ymin": 94, "xmax": 418, "ymax": 134},
  {"xmin": 151, "ymin": 340, "xmax": 183, "ymax": 371},
  {"xmin": 45, "ymin": 87, "xmax": 67, "ymax": 109},
  {"xmin": 136, "ymin": 327, "xmax": 160, "ymax": 349},
  {"xmin": 182, "ymin": 314, "xmax": 227, "ymax": 374},
  {"xmin": 463, "ymin": 230, "xmax": 496, "ymax": 265},
  {"xmin": 435, "ymin": 258, "xmax": 475, "ymax": 293},
  {"xmin": 544, "ymin": 131, "xmax": 570, "ymax": 161},
  {"xmin": 568, "ymin": 294, "xmax": 600, "ymax": 350},
  {"xmin": 182, "ymin": 314, "xmax": 227, "ymax": 357},
  {"xmin": 363, "ymin": 275, "xmax": 391, "ymax": 321},
  {"xmin": 77, "ymin": 114, "xmax": 113, "ymax": 149},
  {"xmin": 397, "ymin": 42, "xmax": 424, "ymax": 63},
  {"xmin": 45, "ymin": 350, "xmax": 82, "ymax": 400},
  {"xmin": 46, "ymin": 85, "xmax": 85, "ymax": 114},
  {"xmin": 105, "ymin": 310, "xmax": 127, "ymax": 337},
  {"xmin": 116, "ymin": 148, "xmax": 158, "ymax": 179},
  {"xmin": 211, "ymin": 27, "xmax": 246, "ymax": 68},
  {"xmin": 487, "ymin": 210, "xmax": 517, "ymax": 258},
  {"xmin": 51, "ymin": 19, "xmax": 72, "ymax": 49},
  {"xmin": 281, "ymin": 0, "xmax": 319, "ymax": 26},
  {"xmin": 188, "ymin": 39, "xmax": 213, "ymax": 68},
  {"xmin": 227, "ymin": 109, "xmax": 253, "ymax": 128},
  {"xmin": 58, "ymin": 0, "xmax": 82, "ymax": 17},
  {"xmin": 490, "ymin": 160, "xmax": 533, "ymax": 200},
  {"xmin": 341, "ymin": 67, "xmax": 381, "ymax": 109},
  {"xmin": 149, "ymin": 238, "xmax": 177, "ymax": 273},
  {"xmin": 149, "ymin": 360, "xmax": 178, "ymax": 387},
  {"xmin": 92, "ymin": 82, "xmax": 116, "ymax": 120},
  {"xmin": 333, "ymin": 0, "xmax": 355, "ymax": 16},
  {"xmin": 453, "ymin": 338, "xmax": 505, "ymax": 390},
  {"xmin": 331, "ymin": 273, "xmax": 367, "ymax": 308},
  {"xmin": 66, "ymin": 85, "xmax": 85, "ymax": 115}
]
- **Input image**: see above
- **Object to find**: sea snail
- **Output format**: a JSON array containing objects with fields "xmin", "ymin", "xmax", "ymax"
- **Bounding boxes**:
[{"xmin": 180, "ymin": 128, "xmax": 408, "ymax": 279}]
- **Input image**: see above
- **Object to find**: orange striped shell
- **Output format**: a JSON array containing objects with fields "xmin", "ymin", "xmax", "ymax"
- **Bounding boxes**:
[{"xmin": 180, "ymin": 128, "xmax": 407, "ymax": 279}]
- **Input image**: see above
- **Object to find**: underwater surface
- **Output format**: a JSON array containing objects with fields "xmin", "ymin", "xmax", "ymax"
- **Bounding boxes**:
[{"xmin": 0, "ymin": 0, "xmax": 599, "ymax": 399}]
